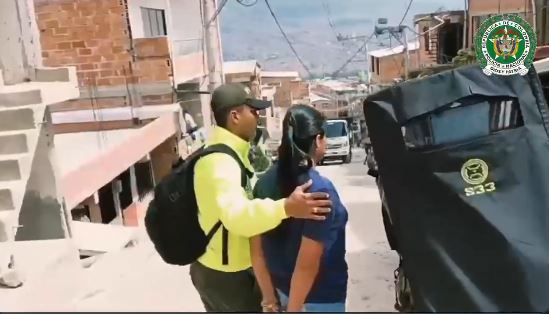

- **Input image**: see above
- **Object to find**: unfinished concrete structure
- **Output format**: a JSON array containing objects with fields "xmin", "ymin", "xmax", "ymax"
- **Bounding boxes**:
[
  {"xmin": 0, "ymin": 0, "xmax": 211, "ymax": 297},
  {"xmin": 0, "ymin": 0, "xmax": 80, "ymax": 288},
  {"xmin": 33, "ymin": 0, "xmax": 213, "ymax": 132},
  {"xmin": 26, "ymin": 0, "xmax": 221, "ymax": 239}
]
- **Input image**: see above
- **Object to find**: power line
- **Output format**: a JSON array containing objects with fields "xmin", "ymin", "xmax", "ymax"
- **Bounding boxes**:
[
  {"xmin": 321, "ymin": 0, "xmax": 340, "ymax": 39},
  {"xmin": 332, "ymin": 32, "xmax": 376, "ymax": 76},
  {"xmin": 264, "ymin": 0, "xmax": 312, "ymax": 77},
  {"xmin": 398, "ymin": 0, "xmax": 414, "ymax": 26},
  {"xmin": 236, "ymin": 0, "xmax": 259, "ymax": 7}
]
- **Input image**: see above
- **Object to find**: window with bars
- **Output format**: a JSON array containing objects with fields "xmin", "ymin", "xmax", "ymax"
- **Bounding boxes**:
[
  {"xmin": 402, "ymin": 96, "xmax": 524, "ymax": 149},
  {"xmin": 141, "ymin": 7, "xmax": 167, "ymax": 37}
]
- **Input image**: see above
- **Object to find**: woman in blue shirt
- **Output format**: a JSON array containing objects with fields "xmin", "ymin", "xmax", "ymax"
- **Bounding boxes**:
[{"xmin": 251, "ymin": 105, "xmax": 349, "ymax": 312}]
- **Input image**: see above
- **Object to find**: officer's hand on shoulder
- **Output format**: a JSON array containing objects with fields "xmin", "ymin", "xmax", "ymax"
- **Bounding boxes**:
[{"xmin": 284, "ymin": 180, "xmax": 332, "ymax": 220}]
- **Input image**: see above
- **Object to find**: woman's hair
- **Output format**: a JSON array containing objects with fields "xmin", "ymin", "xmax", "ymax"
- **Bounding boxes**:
[{"xmin": 277, "ymin": 104, "xmax": 326, "ymax": 197}]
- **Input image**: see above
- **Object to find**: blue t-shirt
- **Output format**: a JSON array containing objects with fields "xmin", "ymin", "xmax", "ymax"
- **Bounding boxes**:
[{"xmin": 253, "ymin": 164, "xmax": 348, "ymax": 303}]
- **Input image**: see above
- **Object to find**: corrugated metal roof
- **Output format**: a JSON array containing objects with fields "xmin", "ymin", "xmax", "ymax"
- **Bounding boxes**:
[
  {"xmin": 369, "ymin": 41, "xmax": 420, "ymax": 58},
  {"xmin": 310, "ymin": 92, "xmax": 330, "ymax": 103},
  {"xmin": 223, "ymin": 60, "xmax": 259, "ymax": 74}
]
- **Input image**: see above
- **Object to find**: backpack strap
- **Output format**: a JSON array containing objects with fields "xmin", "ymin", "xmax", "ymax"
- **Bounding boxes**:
[
  {"xmin": 203, "ymin": 144, "xmax": 253, "ymax": 186},
  {"xmin": 193, "ymin": 143, "xmax": 253, "ymax": 265}
]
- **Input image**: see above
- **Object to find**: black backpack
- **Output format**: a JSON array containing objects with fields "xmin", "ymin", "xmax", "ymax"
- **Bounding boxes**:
[{"xmin": 144, "ymin": 143, "xmax": 252, "ymax": 266}]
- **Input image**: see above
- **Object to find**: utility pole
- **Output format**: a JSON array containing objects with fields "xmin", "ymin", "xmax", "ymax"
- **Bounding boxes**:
[
  {"xmin": 375, "ymin": 24, "xmax": 410, "ymax": 80},
  {"xmin": 402, "ymin": 28, "xmax": 410, "ymax": 80},
  {"xmin": 337, "ymin": 33, "xmax": 371, "ymax": 81},
  {"xmin": 202, "ymin": 0, "xmax": 225, "ymax": 127}
]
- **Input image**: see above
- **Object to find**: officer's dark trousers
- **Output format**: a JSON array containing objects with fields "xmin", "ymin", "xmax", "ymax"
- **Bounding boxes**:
[{"xmin": 190, "ymin": 261, "xmax": 262, "ymax": 312}]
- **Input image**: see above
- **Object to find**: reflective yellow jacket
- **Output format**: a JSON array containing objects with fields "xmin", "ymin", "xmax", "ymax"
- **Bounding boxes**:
[{"xmin": 194, "ymin": 126, "xmax": 287, "ymax": 272}]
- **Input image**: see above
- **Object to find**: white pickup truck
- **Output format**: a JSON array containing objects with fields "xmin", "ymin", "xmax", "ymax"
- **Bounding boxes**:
[{"xmin": 321, "ymin": 119, "xmax": 352, "ymax": 164}]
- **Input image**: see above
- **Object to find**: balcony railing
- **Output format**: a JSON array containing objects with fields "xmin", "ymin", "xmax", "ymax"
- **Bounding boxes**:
[{"xmin": 172, "ymin": 38, "xmax": 203, "ymax": 56}]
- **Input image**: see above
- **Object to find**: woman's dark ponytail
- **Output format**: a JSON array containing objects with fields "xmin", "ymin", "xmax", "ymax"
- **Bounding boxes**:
[{"xmin": 277, "ymin": 105, "xmax": 325, "ymax": 197}]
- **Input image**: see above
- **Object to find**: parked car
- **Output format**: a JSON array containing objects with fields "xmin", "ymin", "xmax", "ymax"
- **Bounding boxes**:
[{"xmin": 321, "ymin": 119, "xmax": 352, "ymax": 164}]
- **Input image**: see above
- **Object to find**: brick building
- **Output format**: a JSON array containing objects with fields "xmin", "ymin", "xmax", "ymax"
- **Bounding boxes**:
[
  {"xmin": 368, "ymin": 41, "xmax": 420, "ymax": 84},
  {"xmin": 261, "ymin": 71, "xmax": 309, "ymax": 107},
  {"xmin": 414, "ymin": 11, "xmax": 466, "ymax": 68},
  {"xmin": 8, "ymin": 0, "xmax": 223, "ymax": 255},
  {"xmin": 34, "ymin": 0, "xmax": 211, "ymax": 132},
  {"xmin": 310, "ymin": 93, "xmax": 337, "ymax": 119},
  {"xmin": 310, "ymin": 80, "xmax": 367, "ymax": 118},
  {"xmin": 224, "ymin": 60, "xmax": 262, "ymax": 97}
]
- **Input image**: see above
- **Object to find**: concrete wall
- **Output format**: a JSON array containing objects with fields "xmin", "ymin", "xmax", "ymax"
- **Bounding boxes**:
[
  {"xmin": 127, "ymin": 0, "xmax": 202, "ymax": 43},
  {"xmin": 23, "ymin": 0, "xmax": 44, "ymax": 70},
  {"xmin": 262, "ymin": 76, "xmax": 295, "ymax": 107},
  {"xmin": 149, "ymin": 135, "xmax": 178, "ymax": 184},
  {"xmin": 127, "ymin": 0, "xmax": 170, "ymax": 39},
  {"xmin": 0, "ymin": 0, "xmax": 45, "ymax": 84},
  {"xmin": 0, "ymin": 0, "xmax": 29, "ymax": 84},
  {"xmin": 371, "ymin": 49, "xmax": 420, "ymax": 84},
  {"xmin": 16, "ymin": 108, "xmax": 67, "ymax": 241},
  {"xmin": 290, "ymin": 80, "xmax": 310, "ymax": 103},
  {"xmin": 312, "ymin": 100, "xmax": 339, "ymax": 119},
  {"xmin": 61, "ymin": 113, "xmax": 179, "ymax": 209},
  {"xmin": 169, "ymin": 0, "xmax": 202, "ymax": 43}
]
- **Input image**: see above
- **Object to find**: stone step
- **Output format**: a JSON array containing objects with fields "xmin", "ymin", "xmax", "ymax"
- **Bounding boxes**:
[
  {"xmin": 34, "ymin": 67, "xmax": 71, "ymax": 82},
  {"xmin": 0, "ymin": 188, "xmax": 14, "ymax": 211},
  {"xmin": 0, "ymin": 90, "xmax": 42, "ymax": 109},
  {"xmin": 0, "ymin": 173, "xmax": 27, "ymax": 213},
  {"xmin": 0, "ymin": 158, "xmax": 22, "ymax": 182},
  {"xmin": 0, "ymin": 133, "xmax": 28, "ymax": 155},
  {"xmin": 0, "ymin": 108, "xmax": 35, "ymax": 132}
]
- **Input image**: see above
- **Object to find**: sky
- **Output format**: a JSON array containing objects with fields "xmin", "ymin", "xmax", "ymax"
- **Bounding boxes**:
[{"xmin": 219, "ymin": 0, "xmax": 467, "ymax": 77}]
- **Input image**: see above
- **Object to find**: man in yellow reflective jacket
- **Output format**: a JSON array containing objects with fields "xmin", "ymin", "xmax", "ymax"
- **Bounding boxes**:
[{"xmin": 190, "ymin": 83, "xmax": 332, "ymax": 312}]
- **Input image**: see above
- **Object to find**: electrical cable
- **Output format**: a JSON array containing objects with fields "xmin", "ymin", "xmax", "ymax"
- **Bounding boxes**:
[
  {"xmin": 264, "ymin": 0, "xmax": 313, "ymax": 76},
  {"xmin": 398, "ymin": 0, "xmax": 414, "ymax": 26},
  {"xmin": 236, "ymin": 0, "xmax": 258, "ymax": 7},
  {"xmin": 332, "ymin": 32, "xmax": 376, "ymax": 76},
  {"xmin": 321, "ymin": 0, "xmax": 340, "ymax": 40}
]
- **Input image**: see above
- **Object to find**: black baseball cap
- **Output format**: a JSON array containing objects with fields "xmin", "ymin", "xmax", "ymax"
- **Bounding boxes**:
[{"xmin": 211, "ymin": 83, "xmax": 272, "ymax": 112}]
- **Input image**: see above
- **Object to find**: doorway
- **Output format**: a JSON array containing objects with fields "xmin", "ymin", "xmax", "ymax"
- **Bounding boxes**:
[{"xmin": 98, "ymin": 183, "xmax": 116, "ymax": 223}]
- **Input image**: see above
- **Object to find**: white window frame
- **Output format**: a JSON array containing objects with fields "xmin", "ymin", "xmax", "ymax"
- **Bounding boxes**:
[{"xmin": 141, "ymin": 7, "xmax": 167, "ymax": 38}]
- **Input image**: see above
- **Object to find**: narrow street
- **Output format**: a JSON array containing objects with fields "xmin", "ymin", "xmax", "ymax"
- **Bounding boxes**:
[
  {"xmin": 0, "ymin": 148, "xmax": 398, "ymax": 312},
  {"xmin": 68, "ymin": 148, "xmax": 399, "ymax": 312}
]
